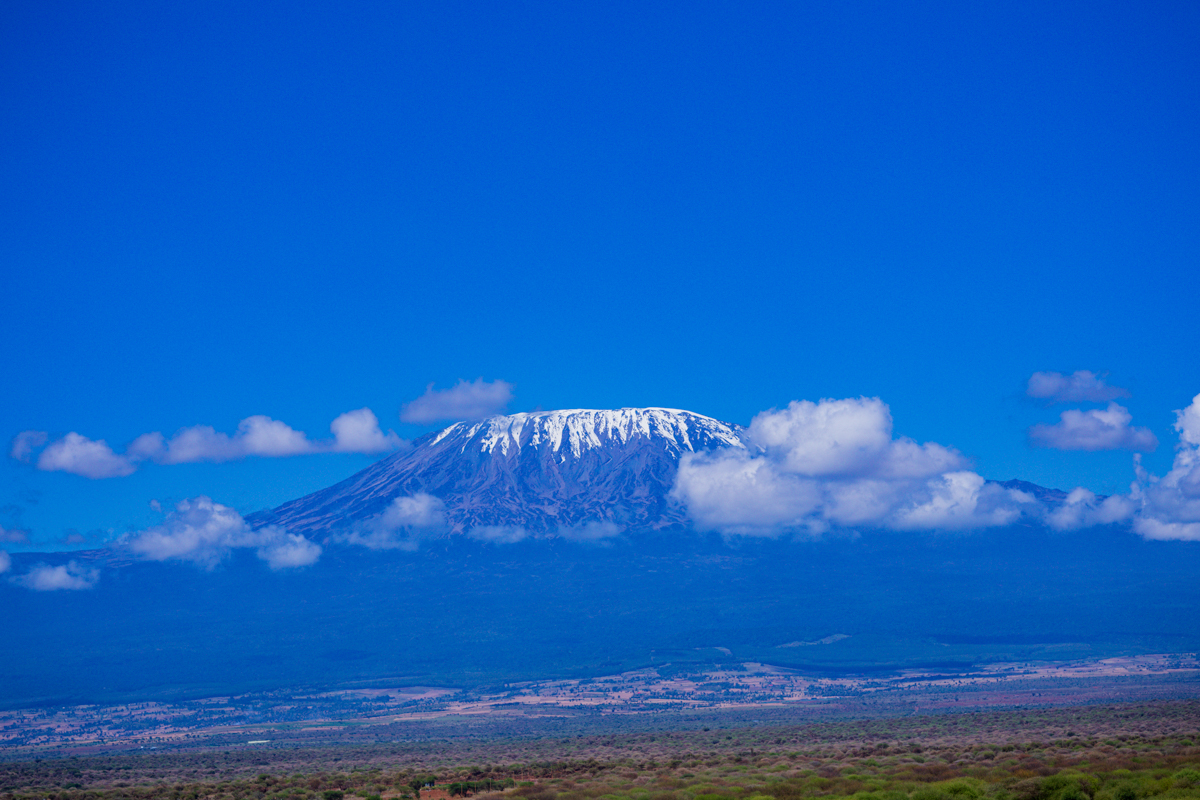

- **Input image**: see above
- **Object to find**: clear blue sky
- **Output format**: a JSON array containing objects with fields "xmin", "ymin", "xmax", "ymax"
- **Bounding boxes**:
[{"xmin": 3, "ymin": 0, "xmax": 1198, "ymax": 549}]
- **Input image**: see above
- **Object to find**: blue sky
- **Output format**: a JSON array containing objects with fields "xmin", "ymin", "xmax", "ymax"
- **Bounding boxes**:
[{"xmin": 3, "ymin": 0, "xmax": 1198, "ymax": 550}]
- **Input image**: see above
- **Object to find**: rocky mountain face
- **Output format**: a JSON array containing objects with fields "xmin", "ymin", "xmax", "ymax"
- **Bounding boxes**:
[{"xmin": 250, "ymin": 408, "xmax": 748, "ymax": 536}]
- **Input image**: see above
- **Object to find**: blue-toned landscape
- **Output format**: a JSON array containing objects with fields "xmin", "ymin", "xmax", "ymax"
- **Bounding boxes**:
[{"xmin": 2, "ymin": 2, "xmax": 1199, "ymax": 798}]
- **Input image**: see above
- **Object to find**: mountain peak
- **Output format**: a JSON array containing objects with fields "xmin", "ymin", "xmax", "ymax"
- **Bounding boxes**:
[{"xmin": 252, "ymin": 407, "xmax": 748, "ymax": 536}]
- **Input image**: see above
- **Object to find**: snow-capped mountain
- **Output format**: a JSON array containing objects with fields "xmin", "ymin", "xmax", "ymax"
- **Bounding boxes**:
[{"xmin": 250, "ymin": 408, "xmax": 748, "ymax": 536}]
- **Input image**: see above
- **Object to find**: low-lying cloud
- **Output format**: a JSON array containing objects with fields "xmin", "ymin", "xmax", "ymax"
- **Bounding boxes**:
[
  {"xmin": 0, "ymin": 550, "xmax": 10, "ymax": 574},
  {"xmin": 1045, "ymin": 488, "xmax": 1136, "ymax": 531},
  {"xmin": 400, "ymin": 378, "xmax": 514, "ymax": 424},
  {"xmin": 1127, "ymin": 393, "xmax": 1200, "ymax": 541},
  {"xmin": 671, "ymin": 397, "xmax": 1031, "ymax": 536},
  {"xmin": 337, "ymin": 493, "xmax": 447, "ymax": 550},
  {"xmin": 1027, "ymin": 370, "xmax": 1130, "ymax": 403},
  {"xmin": 126, "ymin": 496, "xmax": 321, "ymax": 570},
  {"xmin": 18, "ymin": 407, "xmax": 405, "ymax": 479},
  {"xmin": 1029, "ymin": 403, "xmax": 1158, "ymax": 452},
  {"xmin": 14, "ymin": 561, "xmax": 99, "ymax": 591}
]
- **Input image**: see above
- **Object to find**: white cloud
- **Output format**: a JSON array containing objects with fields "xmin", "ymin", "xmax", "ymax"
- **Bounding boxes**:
[
  {"xmin": 338, "ymin": 493, "xmax": 447, "ymax": 550},
  {"xmin": 330, "ymin": 408, "xmax": 405, "ymax": 453},
  {"xmin": 1045, "ymin": 487, "xmax": 1135, "ymax": 531},
  {"xmin": 257, "ymin": 533, "xmax": 323, "ymax": 569},
  {"xmin": 467, "ymin": 525, "xmax": 529, "ymax": 544},
  {"xmin": 1124, "ymin": 394, "xmax": 1200, "ymax": 541},
  {"xmin": 10, "ymin": 430, "xmax": 48, "ymax": 462},
  {"xmin": 0, "ymin": 551, "xmax": 9, "ymax": 574},
  {"xmin": 1029, "ymin": 403, "xmax": 1158, "ymax": 452},
  {"xmin": 14, "ymin": 561, "xmax": 98, "ymax": 591},
  {"xmin": 23, "ymin": 407, "xmax": 405, "ymax": 478},
  {"xmin": 1042, "ymin": 394, "xmax": 1200, "ymax": 539},
  {"xmin": 132, "ymin": 415, "xmax": 314, "ymax": 464},
  {"xmin": 400, "ymin": 378, "xmax": 514, "ymax": 424},
  {"xmin": 126, "ymin": 496, "xmax": 321, "ymax": 570},
  {"xmin": 37, "ymin": 433, "xmax": 136, "ymax": 479},
  {"xmin": 1177, "ymin": 394, "xmax": 1200, "ymax": 447},
  {"xmin": 672, "ymin": 397, "xmax": 1029, "ymax": 536},
  {"xmin": 747, "ymin": 398, "xmax": 964, "ymax": 479},
  {"xmin": 673, "ymin": 450, "xmax": 824, "ymax": 536},
  {"xmin": 1027, "ymin": 370, "xmax": 1130, "ymax": 403}
]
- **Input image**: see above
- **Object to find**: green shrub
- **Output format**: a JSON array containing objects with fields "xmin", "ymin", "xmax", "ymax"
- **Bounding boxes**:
[{"xmin": 1174, "ymin": 771, "xmax": 1200, "ymax": 790}]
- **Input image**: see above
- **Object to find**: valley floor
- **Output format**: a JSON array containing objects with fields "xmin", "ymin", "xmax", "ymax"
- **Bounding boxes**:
[
  {"xmin": 2, "ymin": 655, "xmax": 1198, "ymax": 757},
  {"xmin": 0, "ymin": 697, "xmax": 1198, "ymax": 800}
]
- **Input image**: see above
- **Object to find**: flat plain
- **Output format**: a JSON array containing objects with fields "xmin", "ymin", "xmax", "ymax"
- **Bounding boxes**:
[{"xmin": 3, "ymin": 657, "xmax": 1200, "ymax": 800}]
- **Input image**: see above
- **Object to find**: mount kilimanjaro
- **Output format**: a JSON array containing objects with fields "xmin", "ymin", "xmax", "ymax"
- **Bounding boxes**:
[
  {"xmin": 4, "ymin": 409, "xmax": 1199, "ymax": 707},
  {"xmin": 250, "ymin": 407, "xmax": 748, "ymax": 536}
]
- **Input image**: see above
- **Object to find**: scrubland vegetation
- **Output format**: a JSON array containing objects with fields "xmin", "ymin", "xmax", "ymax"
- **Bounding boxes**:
[{"xmin": 2, "ymin": 702, "xmax": 1198, "ymax": 800}]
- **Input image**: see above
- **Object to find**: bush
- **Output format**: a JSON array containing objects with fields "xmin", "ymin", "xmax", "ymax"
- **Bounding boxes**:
[{"xmin": 1174, "ymin": 770, "xmax": 1200, "ymax": 790}]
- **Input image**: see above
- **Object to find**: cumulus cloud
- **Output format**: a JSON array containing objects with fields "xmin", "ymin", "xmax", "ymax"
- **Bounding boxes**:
[
  {"xmin": 37, "ymin": 433, "xmax": 136, "ymax": 479},
  {"xmin": 130, "ymin": 415, "xmax": 315, "ymax": 464},
  {"xmin": 10, "ymin": 430, "xmax": 48, "ymax": 462},
  {"xmin": 1027, "ymin": 371, "xmax": 1130, "ymax": 403},
  {"xmin": 1029, "ymin": 403, "xmax": 1158, "ymax": 452},
  {"xmin": 1042, "ymin": 393, "xmax": 1200, "ymax": 539},
  {"xmin": 126, "ymin": 496, "xmax": 321, "ymax": 569},
  {"xmin": 330, "ymin": 408, "xmax": 405, "ymax": 453},
  {"xmin": 672, "ymin": 397, "xmax": 1030, "ymax": 536},
  {"xmin": 20, "ymin": 407, "xmax": 405, "ymax": 478},
  {"xmin": 258, "ymin": 534, "xmax": 323, "ymax": 570},
  {"xmin": 338, "ymin": 493, "xmax": 447, "ymax": 550},
  {"xmin": 0, "ymin": 550, "xmax": 9, "ymax": 574},
  {"xmin": 400, "ymin": 378, "xmax": 514, "ymax": 424},
  {"xmin": 14, "ymin": 561, "xmax": 98, "ymax": 591},
  {"xmin": 1045, "ymin": 488, "xmax": 1135, "ymax": 531},
  {"xmin": 1125, "ymin": 393, "xmax": 1200, "ymax": 541}
]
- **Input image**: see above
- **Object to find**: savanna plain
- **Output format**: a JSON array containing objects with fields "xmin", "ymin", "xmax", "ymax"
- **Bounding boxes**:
[{"xmin": 4, "ymin": 667, "xmax": 1200, "ymax": 800}]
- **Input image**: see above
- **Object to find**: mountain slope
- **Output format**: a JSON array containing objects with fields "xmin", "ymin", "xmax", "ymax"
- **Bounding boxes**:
[{"xmin": 250, "ymin": 408, "xmax": 748, "ymax": 536}]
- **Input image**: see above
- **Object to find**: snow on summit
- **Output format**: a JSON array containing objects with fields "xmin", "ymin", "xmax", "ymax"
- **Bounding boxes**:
[{"xmin": 434, "ymin": 408, "xmax": 746, "ymax": 458}]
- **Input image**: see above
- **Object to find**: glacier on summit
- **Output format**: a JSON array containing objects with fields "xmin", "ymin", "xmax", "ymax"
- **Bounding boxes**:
[{"xmin": 249, "ymin": 408, "xmax": 749, "ymax": 537}]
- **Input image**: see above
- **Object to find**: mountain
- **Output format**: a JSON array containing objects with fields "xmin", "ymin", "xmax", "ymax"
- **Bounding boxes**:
[
  {"xmin": 250, "ymin": 408, "xmax": 748, "ymax": 536},
  {"xmin": 9, "ymin": 408, "xmax": 1193, "ymax": 710}
]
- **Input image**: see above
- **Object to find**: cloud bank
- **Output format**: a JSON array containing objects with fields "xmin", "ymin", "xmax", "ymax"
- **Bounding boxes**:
[
  {"xmin": 0, "ymin": 550, "xmax": 9, "ymax": 574},
  {"xmin": 671, "ymin": 397, "xmax": 1031, "ymax": 536},
  {"xmin": 18, "ymin": 407, "xmax": 405, "ymax": 479},
  {"xmin": 401, "ymin": 378, "xmax": 514, "ymax": 424},
  {"xmin": 1029, "ymin": 403, "xmax": 1158, "ymax": 452},
  {"xmin": 126, "ymin": 496, "xmax": 321, "ymax": 569},
  {"xmin": 1027, "ymin": 371, "xmax": 1130, "ymax": 403},
  {"xmin": 1128, "ymin": 393, "xmax": 1200, "ymax": 541}
]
